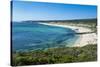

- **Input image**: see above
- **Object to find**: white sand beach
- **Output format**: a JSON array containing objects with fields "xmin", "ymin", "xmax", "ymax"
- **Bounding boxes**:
[{"xmin": 39, "ymin": 22, "xmax": 97, "ymax": 47}]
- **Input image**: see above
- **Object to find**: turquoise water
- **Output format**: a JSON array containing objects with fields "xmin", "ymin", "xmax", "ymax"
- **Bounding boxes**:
[{"xmin": 12, "ymin": 22, "xmax": 78, "ymax": 52}]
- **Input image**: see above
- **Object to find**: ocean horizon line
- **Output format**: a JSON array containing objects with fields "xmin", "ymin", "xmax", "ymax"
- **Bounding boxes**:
[{"xmin": 12, "ymin": 18, "xmax": 97, "ymax": 22}]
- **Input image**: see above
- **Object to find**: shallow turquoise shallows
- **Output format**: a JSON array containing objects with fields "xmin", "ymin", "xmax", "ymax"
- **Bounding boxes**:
[{"xmin": 12, "ymin": 22, "xmax": 78, "ymax": 52}]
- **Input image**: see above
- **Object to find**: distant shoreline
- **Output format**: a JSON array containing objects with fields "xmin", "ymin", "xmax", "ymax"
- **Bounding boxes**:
[{"xmin": 39, "ymin": 22, "xmax": 97, "ymax": 47}]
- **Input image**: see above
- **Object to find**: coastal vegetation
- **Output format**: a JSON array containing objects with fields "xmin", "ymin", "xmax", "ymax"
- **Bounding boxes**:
[{"xmin": 12, "ymin": 44, "xmax": 97, "ymax": 66}]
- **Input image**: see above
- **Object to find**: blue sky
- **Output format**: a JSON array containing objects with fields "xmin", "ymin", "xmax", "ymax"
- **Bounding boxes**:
[{"xmin": 12, "ymin": 1, "xmax": 97, "ymax": 21}]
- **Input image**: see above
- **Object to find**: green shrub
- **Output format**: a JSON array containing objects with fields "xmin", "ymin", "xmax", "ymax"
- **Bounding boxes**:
[{"xmin": 12, "ymin": 44, "xmax": 97, "ymax": 66}]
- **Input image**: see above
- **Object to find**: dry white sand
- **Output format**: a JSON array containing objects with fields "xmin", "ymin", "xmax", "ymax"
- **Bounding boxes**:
[
  {"xmin": 73, "ymin": 33, "xmax": 97, "ymax": 47},
  {"xmin": 39, "ymin": 22, "xmax": 97, "ymax": 47}
]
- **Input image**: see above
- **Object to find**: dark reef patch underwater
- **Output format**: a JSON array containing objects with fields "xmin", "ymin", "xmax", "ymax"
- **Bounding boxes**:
[{"xmin": 12, "ymin": 22, "xmax": 79, "ymax": 52}]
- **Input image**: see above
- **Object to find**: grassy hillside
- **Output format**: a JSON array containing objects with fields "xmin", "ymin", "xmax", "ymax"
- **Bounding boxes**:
[{"xmin": 12, "ymin": 44, "xmax": 97, "ymax": 66}]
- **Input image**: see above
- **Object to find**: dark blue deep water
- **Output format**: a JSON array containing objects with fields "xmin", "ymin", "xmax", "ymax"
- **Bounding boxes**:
[{"xmin": 12, "ymin": 22, "xmax": 78, "ymax": 52}]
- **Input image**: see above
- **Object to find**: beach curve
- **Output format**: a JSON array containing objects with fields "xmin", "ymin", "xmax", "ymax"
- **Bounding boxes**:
[{"xmin": 39, "ymin": 22, "xmax": 97, "ymax": 47}]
